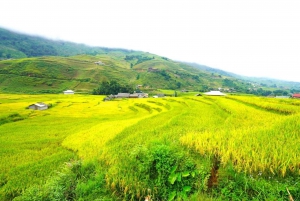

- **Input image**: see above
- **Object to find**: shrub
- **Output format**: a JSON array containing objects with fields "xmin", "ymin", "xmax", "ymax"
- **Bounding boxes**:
[{"xmin": 107, "ymin": 143, "xmax": 210, "ymax": 200}]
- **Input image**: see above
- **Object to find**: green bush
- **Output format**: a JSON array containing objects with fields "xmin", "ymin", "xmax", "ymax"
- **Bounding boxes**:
[
  {"xmin": 0, "ymin": 113, "xmax": 25, "ymax": 126},
  {"xmin": 108, "ymin": 143, "xmax": 210, "ymax": 200}
]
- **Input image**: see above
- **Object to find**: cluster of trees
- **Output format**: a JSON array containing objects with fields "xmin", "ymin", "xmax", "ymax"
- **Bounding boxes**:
[
  {"xmin": 250, "ymin": 88, "xmax": 289, "ymax": 96},
  {"xmin": 158, "ymin": 70, "xmax": 171, "ymax": 81},
  {"xmin": 222, "ymin": 78, "xmax": 236, "ymax": 88},
  {"xmin": 92, "ymin": 80, "xmax": 134, "ymax": 95},
  {"xmin": 124, "ymin": 55, "xmax": 154, "ymax": 65}
]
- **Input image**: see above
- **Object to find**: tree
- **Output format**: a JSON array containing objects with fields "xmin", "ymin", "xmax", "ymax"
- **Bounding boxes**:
[
  {"xmin": 174, "ymin": 90, "xmax": 178, "ymax": 97},
  {"xmin": 92, "ymin": 80, "xmax": 134, "ymax": 95}
]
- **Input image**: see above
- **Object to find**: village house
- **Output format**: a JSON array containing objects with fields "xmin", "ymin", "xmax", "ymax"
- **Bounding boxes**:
[
  {"xmin": 292, "ymin": 93, "xmax": 300, "ymax": 98},
  {"xmin": 137, "ymin": 93, "xmax": 148, "ymax": 98},
  {"xmin": 275, "ymin": 96, "xmax": 290, "ymax": 99},
  {"xmin": 116, "ymin": 93, "xmax": 130, "ymax": 98},
  {"xmin": 114, "ymin": 92, "xmax": 148, "ymax": 98},
  {"xmin": 28, "ymin": 102, "xmax": 48, "ymax": 110},
  {"xmin": 106, "ymin": 92, "xmax": 148, "ymax": 100},
  {"xmin": 148, "ymin": 67, "xmax": 159, "ymax": 72},
  {"xmin": 129, "ymin": 93, "xmax": 148, "ymax": 98},
  {"xmin": 153, "ymin": 94, "xmax": 165, "ymax": 98},
  {"xmin": 64, "ymin": 90, "xmax": 74, "ymax": 95},
  {"xmin": 204, "ymin": 91, "xmax": 226, "ymax": 96},
  {"xmin": 94, "ymin": 61, "xmax": 105, "ymax": 65}
]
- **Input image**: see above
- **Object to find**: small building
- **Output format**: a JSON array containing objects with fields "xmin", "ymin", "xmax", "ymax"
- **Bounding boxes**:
[
  {"xmin": 64, "ymin": 90, "xmax": 74, "ymax": 95},
  {"xmin": 28, "ymin": 102, "xmax": 48, "ymax": 110},
  {"xmin": 136, "ymin": 93, "xmax": 148, "ymax": 98},
  {"xmin": 275, "ymin": 96, "xmax": 290, "ymax": 99},
  {"xmin": 292, "ymin": 94, "xmax": 300, "ymax": 98},
  {"xmin": 116, "ymin": 93, "xmax": 130, "ymax": 98},
  {"xmin": 94, "ymin": 61, "xmax": 105, "ymax": 65},
  {"xmin": 204, "ymin": 91, "xmax": 226, "ymax": 96},
  {"xmin": 107, "ymin": 92, "xmax": 149, "ymax": 99},
  {"xmin": 148, "ymin": 67, "xmax": 159, "ymax": 72},
  {"xmin": 153, "ymin": 94, "xmax": 165, "ymax": 98},
  {"xmin": 129, "ymin": 93, "xmax": 139, "ymax": 98}
]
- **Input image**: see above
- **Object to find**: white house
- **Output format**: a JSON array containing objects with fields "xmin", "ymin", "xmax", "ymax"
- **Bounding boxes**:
[
  {"xmin": 204, "ymin": 91, "xmax": 226, "ymax": 96},
  {"xmin": 64, "ymin": 90, "xmax": 74, "ymax": 95},
  {"xmin": 94, "ymin": 61, "xmax": 104, "ymax": 65},
  {"xmin": 28, "ymin": 102, "xmax": 48, "ymax": 110}
]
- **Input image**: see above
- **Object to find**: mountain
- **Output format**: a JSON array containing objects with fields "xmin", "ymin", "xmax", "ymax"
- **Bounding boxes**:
[
  {"xmin": 0, "ymin": 27, "xmax": 299, "ymax": 95},
  {"xmin": 0, "ymin": 27, "xmax": 130, "ymax": 58},
  {"xmin": 185, "ymin": 62, "xmax": 300, "ymax": 93},
  {"xmin": 183, "ymin": 62, "xmax": 239, "ymax": 77}
]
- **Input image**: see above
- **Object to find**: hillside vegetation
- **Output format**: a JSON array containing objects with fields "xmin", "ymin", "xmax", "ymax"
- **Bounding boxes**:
[
  {"xmin": 1, "ymin": 94, "xmax": 300, "ymax": 200},
  {"xmin": 1, "ymin": 53, "xmax": 296, "ymax": 95},
  {"xmin": 1, "ymin": 27, "xmax": 299, "ymax": 95},
  {"xmin": 0, "ymin": 27, "xmax": 128, "ymax": 58},
  {"xmin": 0, "ymin": 53, "xmax": 250, "ymax": 94}
]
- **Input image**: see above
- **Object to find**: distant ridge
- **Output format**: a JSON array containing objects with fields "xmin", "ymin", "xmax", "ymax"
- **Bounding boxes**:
[{"xmin": 0, "ymin": 27, "xmax": 131, "ymax": 58}]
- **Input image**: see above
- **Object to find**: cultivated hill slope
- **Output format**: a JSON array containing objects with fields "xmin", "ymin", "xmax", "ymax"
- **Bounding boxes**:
[
  {"xmin": 0, "ymin": 27, "xmax": 299, "ymax": 94},
  {"xmin": 0, "ymin": 52, "xmax": 238, "ymax": 94}
]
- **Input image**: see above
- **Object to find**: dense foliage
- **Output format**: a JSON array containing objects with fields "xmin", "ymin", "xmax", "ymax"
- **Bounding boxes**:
[
  {"xmin": 92, "ymin": 80, "xmax": 134, "ymax": 95},
  {"xmin": 124, "ymin": 55, "xmax": 154, "ymax": 65}
]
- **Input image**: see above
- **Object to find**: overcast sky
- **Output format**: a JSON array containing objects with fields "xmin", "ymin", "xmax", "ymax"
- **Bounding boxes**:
[{"xmin": 1, "ymin": 0, "xmax": 299, "ymax": 82}]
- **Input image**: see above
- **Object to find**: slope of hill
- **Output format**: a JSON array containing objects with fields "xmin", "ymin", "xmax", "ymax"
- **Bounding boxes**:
[
  {"xmin": 0, "ymin": 53, "xmax": 234, "ymax": 94},
  {"xmin": 0, "ymin": 27, "xmax": 299, "ymax": 95}
]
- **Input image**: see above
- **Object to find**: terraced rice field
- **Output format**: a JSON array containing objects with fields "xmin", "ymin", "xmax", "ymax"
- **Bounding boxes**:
[{"xmin": 1, "ymin": 94, "xmax": 299, "ymax": 200}]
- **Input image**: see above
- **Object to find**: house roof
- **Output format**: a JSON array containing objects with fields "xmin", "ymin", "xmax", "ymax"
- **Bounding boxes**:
[
  {"xmin": 204, "ymin": 91, "xmax": 226, "ymax": 96},
  {"xmin": 293, "ymin": 94, "xmax": 300, "ymax": 98},
  {"xmin": 36, "ymin": 102, "xmax": 47, "ymax": 107},
  {"xmin": 275, "ymin": 96, "xmax": 289, "ymax": 98},
  {"xmin": 64, "ymin": 90, "xmax": 74, "ymax": 93},
  {"xmin": 116, "ymin": 93, "xmax": 130, "ymax": 98},
  {"xmin": 30, "ymin": 102, "xmax": 47, "ymax": 107}
]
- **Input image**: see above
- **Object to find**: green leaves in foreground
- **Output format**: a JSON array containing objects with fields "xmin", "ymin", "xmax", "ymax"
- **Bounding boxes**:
[
  {"xmin": 106, "ymin": 143, "xmax": 211, "ymax": 200},
  {"xmin": 167, "ymin": 165, "xmax": 194, "ymax": 200}
]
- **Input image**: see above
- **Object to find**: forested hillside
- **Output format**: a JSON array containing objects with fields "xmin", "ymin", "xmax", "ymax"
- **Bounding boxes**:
[{"xmin": 0, "ymin": 27, "xmax": 129, "ymax": 58}]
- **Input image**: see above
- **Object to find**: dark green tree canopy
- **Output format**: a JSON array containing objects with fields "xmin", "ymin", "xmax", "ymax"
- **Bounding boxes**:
[{"xmin": 92, "ymin": 80, "xmax": 134, "ymax": 95}]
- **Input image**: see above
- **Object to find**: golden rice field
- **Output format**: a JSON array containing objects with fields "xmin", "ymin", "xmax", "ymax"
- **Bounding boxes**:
[{"xmin": 0, "ymin": 93, "xmax": 300, "ymax": 200}]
